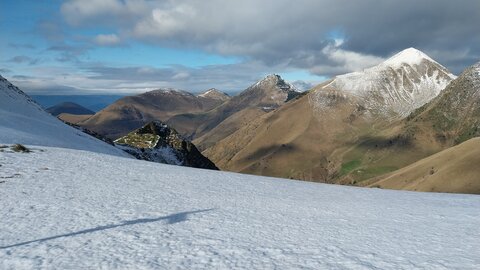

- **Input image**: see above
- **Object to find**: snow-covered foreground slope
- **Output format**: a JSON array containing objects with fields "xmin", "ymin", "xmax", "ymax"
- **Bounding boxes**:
[
  {"xmin": 0, "ymin": 75, "xmax": 127, "ymax": 157},
  {"xmin": 1, "ymin": 146, "xmax": 479, "ymax": 269}
]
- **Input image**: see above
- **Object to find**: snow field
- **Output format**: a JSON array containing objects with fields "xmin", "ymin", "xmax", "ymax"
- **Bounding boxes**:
[{"xmin": 1, "ymin": 146, "xmax": 479, "ymax": 269}]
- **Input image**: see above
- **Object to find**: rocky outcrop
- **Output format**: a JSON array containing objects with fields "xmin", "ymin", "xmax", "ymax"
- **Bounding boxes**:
[{"xmin": 115, "ymin": 121, "xmax": 218, "ymax": 170}]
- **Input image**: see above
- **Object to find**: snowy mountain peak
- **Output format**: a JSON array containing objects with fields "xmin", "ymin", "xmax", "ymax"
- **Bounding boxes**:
[
  {"xmin": 146, "ymin": 88, "xmax": 193, "ymax": 97},
  {"xmin": 316, "ymin": 48, "xmax": 455, "ymax": 118},
  {"xmin": 197, "ymin": 88, "xmax": 230, "ymax": 101},
  {"xmin": 382, "ymin": 47, "xmax": 437, "ymax": 68},
  {"xmin": 251, "ymin": 74, "xmax": 300, "ymax": 93},
  {"xmin": 264, "ymin": 74, "xmax": 282, "ymax": 81}
]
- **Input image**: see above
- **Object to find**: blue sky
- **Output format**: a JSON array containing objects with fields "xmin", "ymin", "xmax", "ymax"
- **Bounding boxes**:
[{"xmin": 1, "ymin": 0, "xmax": 478, "ymax": 95}]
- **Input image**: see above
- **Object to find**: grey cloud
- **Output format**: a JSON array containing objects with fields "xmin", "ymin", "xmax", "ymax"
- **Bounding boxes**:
[
  {"xmin": 291, "ymin": 81, "xmax": 316, "ymax": 92},
  {"xmin": 12, "ymin": 75, "xmax": 35, "ymax": 80},
  {"xmin": 47, "ymin": 43, "xmax": 91, "ymax": 62},
  {"xmin": 16, "ymin": 83, "xmax": 85, "ymax": 95},
  {"xmin": 61, "ymin": 0, "xmax": 480, "ymax": 75},
  {"xmin": 37, "ymin": 21, "xmax": 65, "ymax": 42},
  {"xmin": 0, "ymin": 68, "xmax": 12, "ymax": 74},
  {"xmin": 8, "ymin": 62, "xmax": 268, "ymax": 95},
  {"xmin": 61, "ymin": 0, "xmax": 149, "ymax": 27},
  {"xmin": 82, "ymin": 60, "xmax": 277, "ymax": 92},
  {"xmin": 9, "ymin": 43, "xmax": 36, "ymax": 49},
  {"xmin": 94, "ymin": 34, "xmax": 122, "ymax": 46},
  {"xmin": 8, "ymin": 56, "xmax": 41, "ymax": 65}
]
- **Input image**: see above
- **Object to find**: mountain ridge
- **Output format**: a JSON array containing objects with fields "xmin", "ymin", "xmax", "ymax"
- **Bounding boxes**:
[
  {"xmin": 78, "ymin": 87, "xmax": 229, "ymax": 139},
  {"xmin": 200, "ymin": 48, "xmax": 458, "ymax": 185},
  {"xmin": 0, "ymin": 75, "xmax": 128, "ymax": 157}
]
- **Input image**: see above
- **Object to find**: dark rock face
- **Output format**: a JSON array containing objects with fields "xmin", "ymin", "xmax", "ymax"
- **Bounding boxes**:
[{"xmin": 116, "ymin": 121, "xmax": 219, "ymax": 170}]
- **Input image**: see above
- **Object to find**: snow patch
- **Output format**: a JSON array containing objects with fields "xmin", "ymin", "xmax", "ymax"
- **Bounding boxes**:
[
  {"xmin": 148, "ymin": 88, "xmax": 193, "ymax": 97},
  {"xmin": 382, "ymin": 47, "xmax": 437, "ymax": 68},
  {"xmin": 198, "ymin": 89, "xmax": 217, "ymax": 97}
]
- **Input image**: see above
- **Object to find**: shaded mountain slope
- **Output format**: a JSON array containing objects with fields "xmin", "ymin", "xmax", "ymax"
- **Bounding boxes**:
[
  {"xmin": 58, "ymin": 113, "xmax": 93, "ymax": 124},
  {"xmin": 46, "ymin": 102, "xmax": 94, "ymax": 116}
]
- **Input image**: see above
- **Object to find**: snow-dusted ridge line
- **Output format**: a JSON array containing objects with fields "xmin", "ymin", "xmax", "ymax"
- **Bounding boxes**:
[
  {"xmin": 474, "ymin": 62, "xmax": 480, "ymax": 76},
  {"xmin": 0, "ymin": 75, "xmax": 129, "ymax": 157},
  {"xmin": 314, "ymin": 48, "xmax": 456, "ymax": 118},
  {"xmin": 198, "ymin": 88, "xmax": 219, "ymax": 97},
  {"xmin": 251, "ymin": 74, "xmax": 301, "ymax": 92},
  {"xmin": 0, "ymin": 146, "xmax": 479, "ymax": 269},
  {"xmin": 146, "ymin": 88, "xmax": 194, "ymax": 96},
  {"xmin": 197, "ymin": 88, "xmax": 230, "ymax": 100}
]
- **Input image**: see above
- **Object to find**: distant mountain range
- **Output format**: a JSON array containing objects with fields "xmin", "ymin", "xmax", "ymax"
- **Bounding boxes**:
[
  {"xmin": 78, "ymin": 88, "xmax": 230, "ymax": 139},
  {"xmin": 203, "ymin": 48, "xmax": 454, "ymax": 179},
  {"xmin": 0, "ymin": 76, "xmax": 218, "ymax": 170},
  {"xmin": 3, "ymin": 47, "xmax": 479, "ymax": 194},
  {"xmin": 198, "ymin": 48, "xmax": 480, "ymax": 194},
  {"xmin": 32, "ymin": 95, "xmax": 125, "ymax": 112}
]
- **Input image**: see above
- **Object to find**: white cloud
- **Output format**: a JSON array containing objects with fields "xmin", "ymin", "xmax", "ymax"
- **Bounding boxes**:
[
  {"xmin": 94, "ymin": 34, "xmax": 121, "ymax": 46},
  {"xmin": 61, "ymin": 0, "xmax": 148, "ymax": 26},
  {"xmin": 172, "ymin": 72, "xmax": 190, "ymax": 80},
  {"xmin": 134, "ymin": 5, "xmax": 196, "ymax": 38},
  {"xmin": 317, "ymin": 43, "xmax": 384, "ymax": 74}
]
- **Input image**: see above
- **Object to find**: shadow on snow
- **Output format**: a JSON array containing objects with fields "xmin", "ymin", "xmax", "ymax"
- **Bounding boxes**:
[{"xmin": 0, "ymin": 209, "xmax": 214, "ymax": 250}]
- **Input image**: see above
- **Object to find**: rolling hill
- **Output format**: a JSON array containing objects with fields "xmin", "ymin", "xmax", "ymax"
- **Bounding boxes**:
[
  {"xmin": 46, "ymin": 102, "xmax": 94, "ymax": 116},
  {"xmin": 360, "ymin": 137, "xmax": 480, "ymax": 194}
]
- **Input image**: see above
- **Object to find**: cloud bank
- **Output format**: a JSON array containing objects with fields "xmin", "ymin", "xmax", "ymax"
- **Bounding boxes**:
[
  {"xmin": 4, "ymin": 0, "xmax": 480, "ymax": 94},
  {"xmin": 60, "ymin": 0, "xmax": 480, "ymax": 75}
]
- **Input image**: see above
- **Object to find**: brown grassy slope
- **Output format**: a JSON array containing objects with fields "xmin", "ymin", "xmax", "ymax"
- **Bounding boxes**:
[
  {"xmin": 203, "ymin": 84, "xmax": 388, "ymax": 182},
  {"xmin": 361, "ymin": 137, "xmax": 480, "ymax": 194},
  {"xmin": 58, "ymin": 113, "xmax": 93, "ymax": 124},
  {"xmin": 192, "ymin": 108, "xmax": 267, "ymax": 151},
  {"xmin": 78, "ymin": 90, "xmax": 227, "ymax": 139},
  {"xmin": 172, "ymin": 75, "xmax": 301, "ymax": 147}
]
